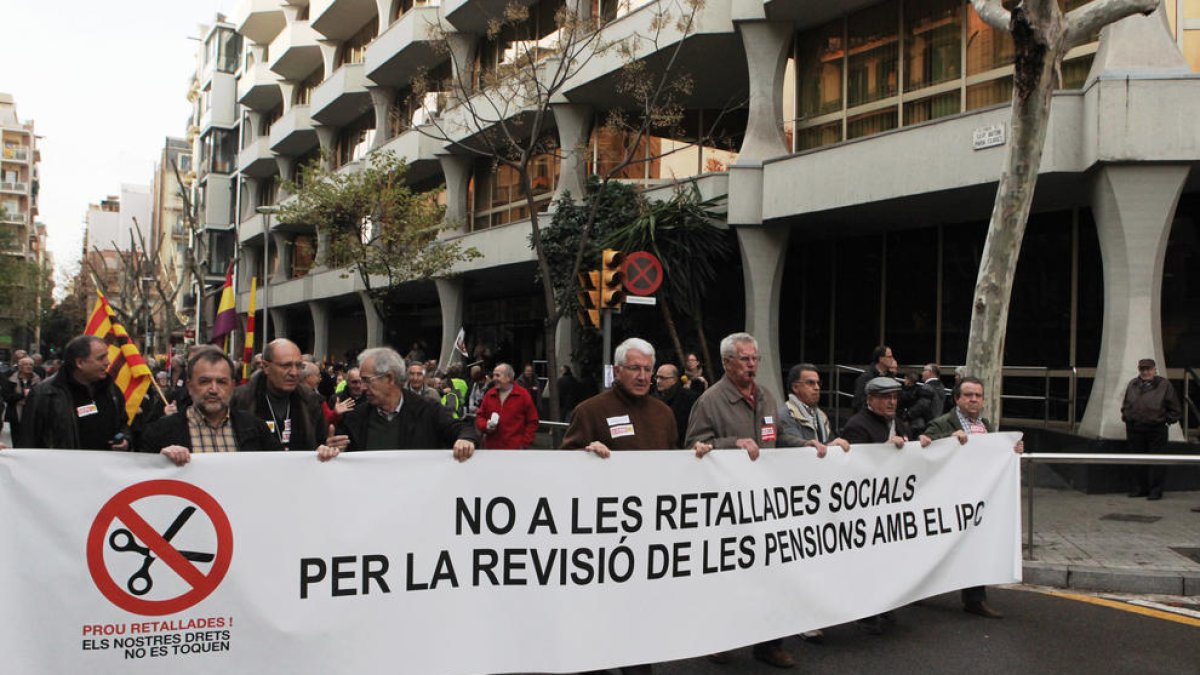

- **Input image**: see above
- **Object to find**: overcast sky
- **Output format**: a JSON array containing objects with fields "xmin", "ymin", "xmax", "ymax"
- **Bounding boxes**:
[{"xmin": 0, "ymin": 0, "xmax": 237, "ymax": 294}]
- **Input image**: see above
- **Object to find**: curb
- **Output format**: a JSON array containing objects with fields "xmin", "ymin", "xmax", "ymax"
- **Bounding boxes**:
[{"xmin": 1023, "ymin": 561, "xmax": 1200, "ymax": 596}]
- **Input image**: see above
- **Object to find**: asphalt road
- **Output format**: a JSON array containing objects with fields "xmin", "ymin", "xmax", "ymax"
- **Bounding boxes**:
[{"xmin": 584, "ymin": 587, "xmax": 1200, "ymax": 675}]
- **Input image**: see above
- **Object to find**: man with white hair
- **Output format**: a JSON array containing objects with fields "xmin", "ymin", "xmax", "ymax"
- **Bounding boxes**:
[
  {"xmin": 318, "ymin": 347, "xmax": 475, "ymax": 461},
  {"xmin": 561, "ymin": 338, "xmax": 676, "ymax": 457},
  {"xmin": 686, "ymin": 332, "xmax": 791, "ymax": 669}
]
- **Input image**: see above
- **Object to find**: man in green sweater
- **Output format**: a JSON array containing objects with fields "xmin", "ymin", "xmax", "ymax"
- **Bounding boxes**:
[{"xmin": 922, "ymin": 376, "xmax": 1023, "ymax": 619}]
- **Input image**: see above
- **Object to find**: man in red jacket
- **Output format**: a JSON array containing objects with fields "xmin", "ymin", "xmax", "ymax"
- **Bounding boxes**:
[{"xmin": 475, "ymin": 363, "xmax": 539, "ymax": 449}]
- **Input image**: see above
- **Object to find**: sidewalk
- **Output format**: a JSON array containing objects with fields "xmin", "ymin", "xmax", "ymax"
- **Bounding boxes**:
[{"xmin": 1022, "ymin": 487, "xmax": 1200, "ymax": 596}]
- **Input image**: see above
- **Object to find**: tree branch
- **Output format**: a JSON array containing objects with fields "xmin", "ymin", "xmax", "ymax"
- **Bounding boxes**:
[
  {"xmin": 1066, "ymin": 0, "xmax": 1158, "ymax": 47},
  {"xmin": 970, "ymin": 0, "xmax": 1012, "ymax": 32}
]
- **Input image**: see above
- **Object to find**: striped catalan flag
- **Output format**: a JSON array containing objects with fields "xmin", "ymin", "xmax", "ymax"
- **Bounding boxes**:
[{"xmin": 84, "ymin": 289, "xmax": 153, "ymax": 425}]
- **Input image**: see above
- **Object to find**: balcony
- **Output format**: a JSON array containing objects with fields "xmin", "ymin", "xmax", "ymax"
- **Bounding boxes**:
[
  {"xmin": 239, "ymin": 212, "xmax": 265, "ymax": 244},
  {"xmin": 269, "ymin": 20, "xmax": 323, "ymax": 81},
  {"xmin": 311, "ymin": 63, "xmax": 370, "ymax": 126},
  {"xmin": 0, "ymin": 181, "xmax": 27, "ymax": 194},
  {"xmin": 378, "ymin": 126, "xmax": 443, "ymax": 184},
  {"xmin": 269, "ymin": 105, "xmax": 319, "ymax": 155},
  {"xmin": 239, "ymin": 135, "xmax": 279, "ymax": 177},
  {"xmin": 238, "ymin": 61, "xmax": 283, "ymax": 111},
  {"xmin": 0, "ymin": 211, "xmax": 26, "ymax": 225},
  {"xmin": 444, "ymin": 0, "xmax": 535, "ymax": 33},
  {"xmin": 1, "ymin": 147, "xmax": 30, "ymax": 162},
  {"xmin": 199, "ymin": 72, "xmax": 239, "ymax": 130},
  {"xmin": 365, "ymin": 5, "xmax": 444, "ymax": 89},
  {"xmin": 200, "ymin": 175, "xmax": 235, "ymax": 229},
  {"xmin": 234, "ymin": 0, "xmax": 287, "ymax": 45},
  {"xmin": 311, "ymin": 0, "xmax": 379, "ymax": 41}
]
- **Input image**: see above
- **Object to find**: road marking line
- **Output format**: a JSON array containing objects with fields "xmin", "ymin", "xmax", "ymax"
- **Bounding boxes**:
[
  {"xmin": 1034, "ymin": 589, "xmax": 1200, "ymax": 627},
  {"xmin": 1121, "ymin": 598, "xmax": 1200, "ymax": 621}
]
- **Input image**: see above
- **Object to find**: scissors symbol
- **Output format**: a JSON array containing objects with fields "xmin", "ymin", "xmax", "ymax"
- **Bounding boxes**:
[{"xmin": 108, "ymin": 506, "xmax": 215, "ymax": 596}]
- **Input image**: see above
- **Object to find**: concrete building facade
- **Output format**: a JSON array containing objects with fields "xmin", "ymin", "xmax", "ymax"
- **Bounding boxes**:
[
  {"xmin": 151, "ymin": 137, "xmax": 193, "ymax": 347},
  {"xmin": 226, "ymin": 0, "xmax": 1200, "ymax": 438}
]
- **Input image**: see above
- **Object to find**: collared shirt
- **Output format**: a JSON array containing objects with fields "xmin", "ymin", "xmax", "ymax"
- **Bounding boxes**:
[
  {"xmin": 187, "ymin": 405, "xmax": 238, "ymax": 454},
  {"xmin": 787, "ymin": 394, "xmax": 828, "ymax": 443},
  {"xmin": 955, "ymin": 407, "xmax": 989, "ymax": 435},
  {"xmin": 375, "ymin": 396, "xmax": 404, "ymax": 422}
]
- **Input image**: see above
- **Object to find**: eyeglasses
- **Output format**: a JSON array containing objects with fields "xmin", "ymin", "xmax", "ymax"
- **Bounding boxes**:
[
  {"xmin": 619, "ymin": 365, "xmax": 654, "ymax": 374},
  {"xmin": 268, "ymin": 361, "xmax": 303, "ymax": 371}
]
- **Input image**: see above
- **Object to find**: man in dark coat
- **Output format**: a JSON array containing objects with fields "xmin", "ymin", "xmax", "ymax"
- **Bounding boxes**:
[
  {"xmin": 18, "ymin": 335, "xmax": 129, "ymax": 450},
  {"xmin": 230, "ymin": 338, "xmax": 326, "ymax": 451},
  {"xmin": 317, "ymin": 347, "xmax": 475, "ymax": 461},
  {"xmin": 851, "ymin": 345, "xmax": 897, "ymax": 413},
  {"xmin": 650, "ymin": 363, "xmax": 695, "ymax": 449},
  {"xmin": 1119, "ymin": 358, "xmax": 1182, "ymax": 500},
  {"xmin": 922, "ymin": 376, "xmax": 1024, "ymax": 619},
  {"xmin": 140, "ymin": 348, "xmax": 282, "ymax": 463},
  {"xmin": 5, "ymin": 356, "xmax": 41, "ymax": 443}
]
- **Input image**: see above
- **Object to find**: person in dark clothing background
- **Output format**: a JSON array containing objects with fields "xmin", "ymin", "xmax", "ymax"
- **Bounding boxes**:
[{"xmin": 18, "ymin": 335, "xmax": 129, "ymax": 451}]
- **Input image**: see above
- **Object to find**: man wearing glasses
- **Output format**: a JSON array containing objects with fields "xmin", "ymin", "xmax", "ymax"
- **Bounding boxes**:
[
  {"xmin": 317, "ymin": 347, "xmax": 475, "ymax": 461},
  {"xmin": 561, "ymin": 338, "xmax": 677, "ymax": 457},
  {"xmin": 231, "ymin": 338, "xmax": 327, "ymax": 452}
]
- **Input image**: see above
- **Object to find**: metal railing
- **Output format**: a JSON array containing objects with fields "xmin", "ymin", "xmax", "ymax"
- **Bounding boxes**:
[
  {"xmin": 0, "ymin": 180, "xmax": 27, "ymax": 192},
  {"xmin": 1021, "ymin": 452, "xmax": 1200, "ymax": 561}
]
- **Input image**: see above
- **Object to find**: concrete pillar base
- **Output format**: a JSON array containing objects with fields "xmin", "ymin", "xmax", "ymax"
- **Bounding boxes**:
[
  {"xmin": 551, "ymin": 103, "xmax": 593, "ymax": 205},
  {"xmin": 1078, "ymin": 163, "xmax": 1189, "ymax": 440},
  {"xmin": 435, "ymin": 278, "xmax": 465, "ymax": 371},
  {"xmin": 361, "ymin": 291, "xmax": 384, "ymax": 348},
  {"xmin": 310, "ymin": 300, "xmax": 330, "ymax": 361},
  {"xmin": 735, "ymin": 224, "xmax": 789, "ymax": 406},
  {"xmin": 439, "ymin": 154, "xmax": 474, "ymax": 234}
]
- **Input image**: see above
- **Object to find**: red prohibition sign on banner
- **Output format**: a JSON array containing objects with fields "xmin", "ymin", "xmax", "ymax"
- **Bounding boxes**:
[
  {"xmin": 86, "ymin": 480, "xmax": 233, "ymax": 616},
  {"xmin": 622, "ymin": 251, "xmax": 663, "ymax": 296}
]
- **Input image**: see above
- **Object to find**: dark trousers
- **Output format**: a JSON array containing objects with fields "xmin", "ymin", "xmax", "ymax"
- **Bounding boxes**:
[
  {"xmin": 962, "ymin": 585, "xmax": 987, "ymax": 604},
  {"xmin": 1126, "ymin": 424, "xmax": 1168, "ymax": 494}
]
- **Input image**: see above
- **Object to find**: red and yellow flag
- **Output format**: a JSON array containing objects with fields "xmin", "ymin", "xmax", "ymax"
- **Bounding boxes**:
[
  {"xmin": 242, "ymin": 276, "xmax": 257, "ymax": 384},
  {"xmin": 85, "ymin": 289, "xmax": 153, "ymax": 425},
  {"xmin": 210, "ymin": 262, "xmax": 237, "ymax": 345}
]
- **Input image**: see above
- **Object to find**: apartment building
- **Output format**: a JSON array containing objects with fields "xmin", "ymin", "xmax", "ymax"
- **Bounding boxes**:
[
  {"xmin": 227, "ymin": 0, "xmax": 1200, "ymax": 438},
  {"xmin": 151, "ymin": 137, "xmax": 193, "ymax": 348},
  {"xmin": 0, "ymin": 92, "xmax": 48, "ymax": 353}
]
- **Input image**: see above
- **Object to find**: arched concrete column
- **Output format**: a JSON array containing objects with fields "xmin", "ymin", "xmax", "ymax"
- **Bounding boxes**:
[
  {"xmin": 439, "ymin": 154, "xmax": 474, "ymax": 234},
  {"xmin": 315, "ymin": 125, "xmax": 337, "ymax": 171},
  {"xmin": 735, "ymin": 224, "xmax": 789, "ymax": 406},
  {"xmin": 435, "ymin": 278, "xmax": 465, "ymax": 371},
  {"xmin": 360, "ymin": 291, "xmax": 384, "ymax": 348},
  {"xmin": 1085, "ymin": 1, "xmax": 1190, "ymax": 84},
  {"xmin": 1078, "ymin": 164, "xmax": 1189, "ymax": 440},
  {"xmin": 269, "ymin": 307, "xmax": 290, "ymax": 340},
  {"xmin": 551, "ymin": 103, "xmax": 593, "ymax": 205},
  {"xmin": 240, "ymin": 246, "xmax": 260, "ymax": 293},
  {"xmin": 369, "ymin": 86, "xmax": 396, "ymax": 149},
  {"xmin": 446, "ymin": 33, "xmax": 478, "ymax": 103},
  {"xmin": 374, "ymin": 0, "xmax": 392, "ymax": 34},
  {"xmin": 270, "ymin": 231, "xmax": 291, "ymax": 282},
  {"xmin": 734, "ymin": 20, "xmax": 791, "ymax": 161},
  {"xmin": 311, "ymin": 227, "xmax": 332, "ymax": 272},
  {"xmin": 309, "ymin": 300, "xmax": 330, "ymax": 360},
  {"xmin": 319, "ymin": 42, "xmax": 340, "ymax": 79}
]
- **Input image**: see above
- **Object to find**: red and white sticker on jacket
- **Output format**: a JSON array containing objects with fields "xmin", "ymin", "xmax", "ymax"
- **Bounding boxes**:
[{"xmin": 761, "ymin": 416, "xmax": 776, "ymax": 443}]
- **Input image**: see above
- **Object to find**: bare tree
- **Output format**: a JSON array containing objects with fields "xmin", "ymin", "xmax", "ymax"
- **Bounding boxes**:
[
  {"xmin": 414, "ymin": 0, "xmax": 738, "ymax": 420},
  {"xmin": 965, "ymin": 0, "xmax": 1157, "ymax": 422}
]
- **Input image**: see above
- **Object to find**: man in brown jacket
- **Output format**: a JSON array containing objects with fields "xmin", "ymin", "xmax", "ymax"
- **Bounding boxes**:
[
  {"xmin": 561, "ymin": 337, "xmax": 674, "ymax": 675},
  {"xmin": 685, "ymin": 332, "xmax": 792, "ymax": 669},
  {"xmin": 1121, "ymin": 358, "xmax": 1181, "ymax": 500}
]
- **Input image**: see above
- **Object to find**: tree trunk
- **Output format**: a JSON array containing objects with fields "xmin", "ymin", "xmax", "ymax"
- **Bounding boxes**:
[
  {"xmin": 522, "ymin": 167, "xmax": 563, "ymax": 425},
  {"xmin": 694, "ymin": 307, "xmax": 715, "ymax": 383},
  {"xmin": 965, "ymin": 2, "xmax": 1067, "ymax": 424},
  {"xmin": 657, "ymin": 293, "xmax": 686, "ymax": 365}
]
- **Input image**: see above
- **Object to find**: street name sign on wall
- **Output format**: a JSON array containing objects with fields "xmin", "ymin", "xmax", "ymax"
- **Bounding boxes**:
[{"xmin": 973, "ymin": 123, "xmax": 1006, "ymax": 150}]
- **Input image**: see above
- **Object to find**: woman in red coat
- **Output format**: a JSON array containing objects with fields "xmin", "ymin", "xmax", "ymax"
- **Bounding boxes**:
[{"xmin": 475, "ymin": 363, "xmax": 539, "ymax": 449}]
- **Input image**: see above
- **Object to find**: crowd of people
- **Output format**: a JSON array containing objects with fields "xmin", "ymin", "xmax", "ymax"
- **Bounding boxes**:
[{"xmin": 5, "ymin": 331, "xmax": 1189, "ymax": 672}]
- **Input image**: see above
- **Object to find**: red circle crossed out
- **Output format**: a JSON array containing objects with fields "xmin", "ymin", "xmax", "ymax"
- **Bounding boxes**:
[
  {"xmin": 86, "ymin": 480, "xmax": 233, "ymax": 616},
  {"xmin": 623, "ymin": 251, "xmax": 663, "ymax": 296}
]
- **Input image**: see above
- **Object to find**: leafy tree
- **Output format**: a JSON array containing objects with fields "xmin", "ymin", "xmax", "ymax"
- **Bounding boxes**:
[{"xmin": 279, "ymin": 151, "xmax": 482, "ymax": 323}]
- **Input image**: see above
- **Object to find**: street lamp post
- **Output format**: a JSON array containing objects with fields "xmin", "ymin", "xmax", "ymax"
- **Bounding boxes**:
[{"xmin": 256, "ymin": 205, "xmax": 280, "ymax": 349}]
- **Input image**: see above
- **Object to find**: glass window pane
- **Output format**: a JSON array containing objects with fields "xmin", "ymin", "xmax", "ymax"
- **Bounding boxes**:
[
  {"xmin": 797, "ymin": 21, "xmax": 845, "ymax": 118},
  {"xmin": 966, "ymin": 4, "xmax": 1014, "ymax": 75},
  {"xmin": 905, "ymin": 90, "xmax": 961, "ymax": 124},
  {"xmin": 797, "ymin": 121, "xmax": 843, "ymax": 151},
  {"xmin": 905, "ymin": 0, "xmax": 963, "ymax": 91},
  {"xmin": 847, "ymin": 0, "xmax": 899, "ymax": 107},
  {"xmin": 846, "ymin": 107, "xmax": 897, "ymax": 140},
  {"xmin": 965, "ymin": 77, "xmax": 1013, "ymax": 110},
  {"xmin": 1059, "ymin": 54, "xmax": 1094, "ymax": 89},
  {"xmin": 1184, "ymin": 30, "xmax": 1200, "ymax": 72}
]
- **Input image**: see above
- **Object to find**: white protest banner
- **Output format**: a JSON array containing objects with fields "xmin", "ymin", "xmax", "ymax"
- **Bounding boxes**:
[{"xmin": 0, "ymin": 433, "xmax": 1022, "ymax": 674}]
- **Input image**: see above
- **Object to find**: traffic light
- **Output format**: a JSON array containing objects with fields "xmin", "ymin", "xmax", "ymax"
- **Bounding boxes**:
[
  {"xmin": 576, "ymin": 271, "xmax": 601, "ymax": 328},
  {"xmin": 600, "ymin": 248, "xmax": 625, "ymax": 309}
]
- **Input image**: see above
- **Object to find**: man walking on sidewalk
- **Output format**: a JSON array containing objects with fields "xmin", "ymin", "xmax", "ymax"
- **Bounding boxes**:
[{"xmin": 1120, "ymin": 358, "xmax": 1181, "ymax": 501}]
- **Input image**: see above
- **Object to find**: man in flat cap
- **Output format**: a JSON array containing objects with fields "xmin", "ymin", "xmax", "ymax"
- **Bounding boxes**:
[
  {"xmin": 1120, "ymin": 358, "xmax": 1181, "ymax": 500},
  {"xmin": 833, "ymin": 375, "xmax": 928, "ymax": 636}
]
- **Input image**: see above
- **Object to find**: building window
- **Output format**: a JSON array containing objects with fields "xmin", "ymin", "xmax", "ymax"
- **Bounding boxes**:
[
  {"xmin": 905, "ymin": 0, "xmax": 962, "ymax": 91},
  {"xmin": 797, "ymin": 22, "xmax": 845, "ymax": 120},
  {"xmin": 201, "ymin": 128, "xmax": 237, "ymax": 175},
  {"xmin": 335, "ymin": 114, "xmax": 376, "ymax": 168},
  {"xmin": 206, "ymin": 27, "xmax": 243, "ymax": 75},
  {"xmin": 475, "ymin": 0, "xmax": 566, "ymax": 82},
  {"xmin": 294, "ymin": 70, "xmax": 323, "ymax": 106},
  {"xmin": 846, "ymin": 1, "xmax": 899, "ymax": 108},
  {"xmin": 337, "ymin": 18, "xmax": 378, "ymax": 67},
  {"xmin": 470, "ymin": 152, "xmax": 559, "ymax": 230}
]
